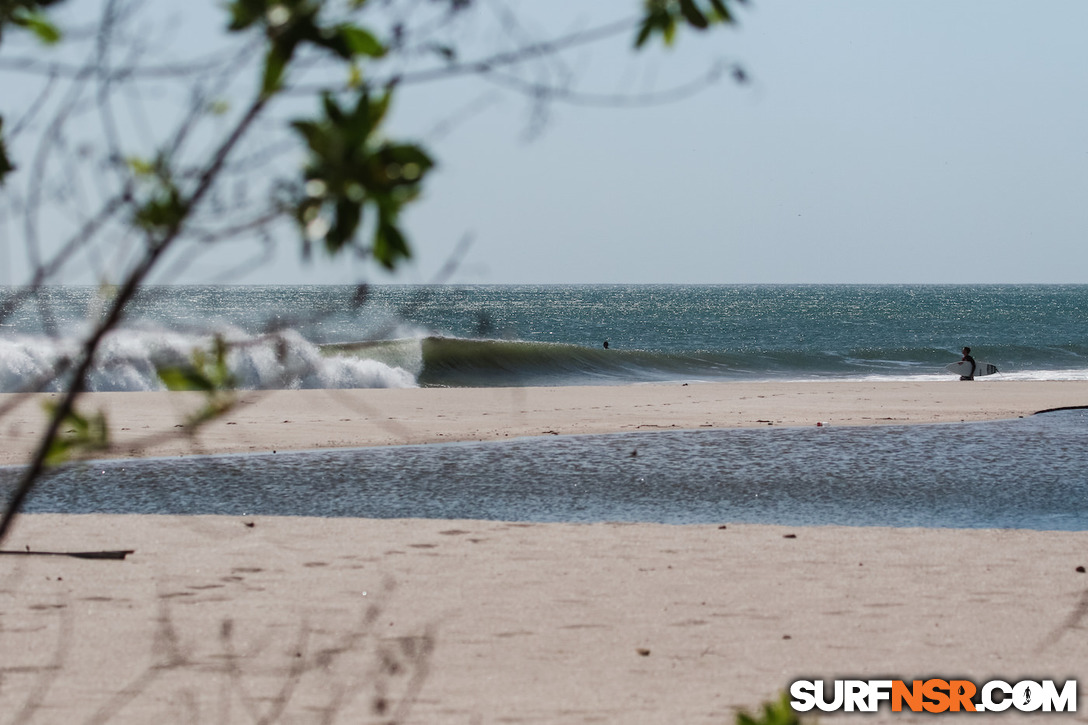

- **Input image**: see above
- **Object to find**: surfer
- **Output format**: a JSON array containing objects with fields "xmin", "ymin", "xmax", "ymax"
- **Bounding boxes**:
[
  {"xmin": 960, "ymin": 347, "xmax": 976, "ymax": 381},
  {"xmin": 603, "ymin": 340, "xmax": 609, "ymax": 349}
]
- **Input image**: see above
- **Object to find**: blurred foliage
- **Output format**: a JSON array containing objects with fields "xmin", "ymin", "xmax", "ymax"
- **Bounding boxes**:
[
  {"xmin": 0, "ymin": 117, "xmax": 12, "ymax": 184},
  {"xmin": 292, "ymin": 91, "xmax": 434, "ymax": 269},
  {"xmin": 129, "ymin": 156, "xmax": 189, "ymax": 241},
  {"xmin": 225, "ymin": 0, "xmax": 436, "ymax": 268},
  {"xmin": 637, "ymin": 0, "xmax": 745, "ymax": 47},
  {"xmin": 42, "ymin": 402, "xmax": 109, "ymax": 466},
  {"xmin": 156, "ymin": 336, "xmax": 238, "ymax": 427},
  {"xmin": 2, "ymin": 0, "xmax": 743, "ymax": 271},
  {"xmin": 0, "ymin": 0, "xmax": 63, "ymax": 44},
  {"xmin": 226, "ymin": 0, "xmax": 386, "ymax": 96},
  {"xmin": 0, "ymin": 0, "xmax": 64, "ymax": 184},
  {"xmin": 0, "ymin": 0, "xmax": 746, "ymax": 550},
  {"xmin": 156, "ymin": 336, "xmax": 235, "ymax": 393},
  {"xmin": 736, "ymin": 692, "xmax": 806, "ymax": 725}
]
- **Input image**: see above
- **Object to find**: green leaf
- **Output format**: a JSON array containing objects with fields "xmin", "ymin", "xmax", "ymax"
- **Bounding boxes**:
[
  {"xmin": 327, "ymin": 198, "xmax": 363, "ymax": 253},
  {"xmin": 373, "ymin": 222, "xmax": 410, "ymax": 270},
  {"xmin": 337, "ymin": 24, "xmax": 385, "ymax": 58},
  {"xmin": 708, "ymin": 0, "xmax": 734, "ymax": 22},
  {"xmin": 385, "ymin": 144, "xmax": 433, "ymax": 169},
  {"xmin": 156, "ymin": 337, "xmax": 236, "ymax": 393},
  {"xmin": 636, "ymin": 0, "xmax": 740, "ymax": 47},
  {"xmin": 363, "ymin": 90, "xmax": 392, "ymax": 135},
  {"xmin": 290, "ymin": 120, "xmax": 323, "ymax": 152},
  {"xmin": 678, "ymin": 0, "xmax": 709, "ymax": 29},
  {"xmin": 0, "ymin": 118, "xmax": 14, "ymax": 185},
  {"xmin": 226, "ymin": 0, "xmax": 265, "ymax": 32},
  {"xmin": 636, "ymin": 6, "xmax": 677, "ymax": 48},
  {"xmin": 42, "ymin": 403, "xmax": 109, "ymax": 467},
  {"xmin": 134, "ymin": 189, "xmax": 187, "ymax": 234},
  {"xmin": 44, "ymin": 438, "xmax": 71, "ymax": 467},
  {"xmin": 156, "ymin": 364, "xmax": 237, "ymax": 427},
  {"xmin": 125, "ymin": 156, "xmax": 156, "ymax": 177},
  {"xmin": 662, "ymin": 16, "xmax": 677, "ymax": 45},
  {"xmin": 154, "ymin": 336, "xmax": 237, "ymax": 429},
  {"xmin": 322, "ymin": 92, "xmax": 345, "ymax": 125},
  {"xmin": 634, "ymin": 17, "xmax": 654, "ymax": 48},
  {"xmin": 12, "ymin": 7, "xmax": 61, "ymax": 44},
  {"xmin": 291, "ymin": 87, "xmax": 430, "ymax": 270},
  {"xmin": 157, "ymin": 366, "xmax": 214, "ymax": 392},
  {"xmin": 262, "ymin": 46, "xmax": 289, "ymax": 96},
  {"xmin": 0, "ymin": 151, "xmax": 15, "ymax": 183},
  {"xmin": 733, "ymin": 692, "xmax": 803, "ymax": 725},
  {"xmin": 347, "ymin": 63, "xmax": 363, "ymax": 89},
  {"xmin": 130, "ymin": 157, "xmax": 187, "ymax": 234},
  {"xmin": 208, "ymin": 99, "xmax": 231, "ymax": 115}
]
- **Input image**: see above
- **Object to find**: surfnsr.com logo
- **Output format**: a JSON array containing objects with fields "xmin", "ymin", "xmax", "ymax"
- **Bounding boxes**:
[{"xmin": 790, "ymin": 679, "xmax": 1077, "ymax": 713}]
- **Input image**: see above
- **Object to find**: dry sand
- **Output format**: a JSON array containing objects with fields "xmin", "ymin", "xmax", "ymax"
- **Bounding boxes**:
[
  {"xmin": 3, "ymin": 516, "xmax": 1087, "ymax": 724},
  {"xmin": 2, "ymin": 380, "xmax": 1088, "ymax": 722}
]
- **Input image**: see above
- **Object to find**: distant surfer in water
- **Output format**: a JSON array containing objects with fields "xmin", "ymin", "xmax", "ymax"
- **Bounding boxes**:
[
  {"xmin": 960, "ymin": 347, "xmax": 976, "ymax": 381},
  {"xmin": 603, "ymin": 340, "xmax": 609, "ymax": 349}
]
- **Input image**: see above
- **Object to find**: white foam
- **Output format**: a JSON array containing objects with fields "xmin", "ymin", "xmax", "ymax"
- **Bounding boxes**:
[
  {"xmin": 0, "ymin": 327, "xmax": 418, "ymax": 393},
  {"xmin": 850, "ymin": 369, "xmax": 1088, "ymax": 383}
]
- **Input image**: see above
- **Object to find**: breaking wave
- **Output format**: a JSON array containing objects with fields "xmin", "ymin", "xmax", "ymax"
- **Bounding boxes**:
[
  {"xmin": 0, "ymin": 327, "xmax": 417, "ymax": 393},
  {"xmin": 5, "ymin": 328, "xmax": 1088, "ymax": 393},
  {"xmin": 332, "ymin": 336, "xmax": 1088, "ymax": 387}
]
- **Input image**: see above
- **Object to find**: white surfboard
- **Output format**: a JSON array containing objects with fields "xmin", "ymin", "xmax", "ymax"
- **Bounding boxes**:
[{"xmin": 945, "ymin": 360, "xmax": 999, "ymax": 377}]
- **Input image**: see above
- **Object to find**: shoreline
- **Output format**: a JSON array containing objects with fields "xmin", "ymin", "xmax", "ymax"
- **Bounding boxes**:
[{"xmin": 2, "ymin": 379, "xmax": 1088, "ymax": 466}]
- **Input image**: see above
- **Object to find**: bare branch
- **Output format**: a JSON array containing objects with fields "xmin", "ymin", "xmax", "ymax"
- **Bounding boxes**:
[
  {"xmin": 0, "ymin": 0, "xmax": 745, "ymax": 550},
  {"xmin": 480, "ymin": 57, "xmax": 739, "ymax": 108},
  {"xmin": 0, "ymin": 86, "xmax": 272, "ymax": 544},
  {"xmin": 284, "ymin": 15, "xmax": 640, "ymax": 94},
  {"xmin": 0, "ymin": 45, "xmax": 256, "ymax": 80},
  {"xmin": 5, "ymin": 208, "xmax": 118, "ymax": 324}
]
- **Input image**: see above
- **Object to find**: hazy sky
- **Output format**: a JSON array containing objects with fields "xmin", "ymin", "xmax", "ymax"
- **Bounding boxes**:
[
  {"xmin": 5, "ymin": 1, "xmax": 1088, "ymax": 285},
  {"xmin": 389, "ymin": 0, "xmax": 1088, "ymax": 286}
]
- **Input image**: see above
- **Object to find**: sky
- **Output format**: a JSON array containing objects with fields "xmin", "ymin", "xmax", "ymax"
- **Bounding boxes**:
[{"xmin": 3, "ymin": 1, "xmax": 1088, "ymax": 285}]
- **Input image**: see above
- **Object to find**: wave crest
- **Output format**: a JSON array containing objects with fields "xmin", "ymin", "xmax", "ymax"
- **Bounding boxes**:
[{"xmin": 0, "ymin": 328, "xmax": 417, "ymax": 393}]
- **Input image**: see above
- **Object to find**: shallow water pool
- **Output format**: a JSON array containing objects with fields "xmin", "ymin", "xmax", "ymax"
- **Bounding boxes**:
[{"xmin": 4, "ymin": 410, "xmax": 1087, "ymax": 529}]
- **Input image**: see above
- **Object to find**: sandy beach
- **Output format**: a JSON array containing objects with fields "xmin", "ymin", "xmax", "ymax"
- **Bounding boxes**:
[
  {"xmin": 3, "ymin": 515, "xmax": 1088, "ymax": 723},
  {"xmin": 3, "ymin": 380, "xmax": 1088, "ymax": 722},
  {"xmin": 2, "ymin": 379, "xmax": 1087, "ymax": 464}
]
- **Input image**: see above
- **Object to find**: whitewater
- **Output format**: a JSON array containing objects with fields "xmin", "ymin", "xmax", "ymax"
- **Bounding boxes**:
[{"xmin": 2, "ymin": 284, "xmax": 1088, "ymax": 391}]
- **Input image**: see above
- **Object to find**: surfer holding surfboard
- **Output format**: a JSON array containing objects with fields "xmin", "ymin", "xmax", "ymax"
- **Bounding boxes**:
[
  {"xmin": 960, "ymin": 347, "xmax": 976, "ymax": 380},
  {"xmin": 944, "ymin": 347, "xmax": 999, "ymax": 379}
]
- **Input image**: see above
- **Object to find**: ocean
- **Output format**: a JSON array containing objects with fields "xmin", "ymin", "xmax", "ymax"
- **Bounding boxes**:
[
  {"xmin": 3, "ymin": 284, "xmax": 1088, "ymax": 391},
  {"xmin": 3, "ymin": 284, "xmax": 1088, "ymax": 529}
]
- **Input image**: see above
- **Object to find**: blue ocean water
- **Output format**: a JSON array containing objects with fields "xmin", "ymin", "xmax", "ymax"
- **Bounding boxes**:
[
  {"xmin": 3, "ymin": 284, "xmax": 1088, "ymax": 390},
  {"xmin": 5, "ymin": 409, "xmax": 1088, "ymax": 530}
]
